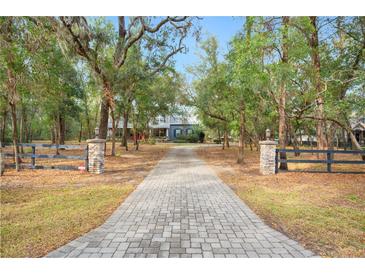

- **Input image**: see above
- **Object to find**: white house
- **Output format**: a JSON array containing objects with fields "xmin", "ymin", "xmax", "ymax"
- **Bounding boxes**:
[{"xmin": 107, "ymin": 114, "xmax": 198, "ymax": 140}]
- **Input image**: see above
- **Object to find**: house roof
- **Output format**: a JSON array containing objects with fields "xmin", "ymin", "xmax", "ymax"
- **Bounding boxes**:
[{"xmin": 352, "ymin": 121, "xmax": 365, "ymax": 131}]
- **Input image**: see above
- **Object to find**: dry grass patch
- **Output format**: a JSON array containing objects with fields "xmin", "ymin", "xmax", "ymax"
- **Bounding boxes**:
[
  {"xmin": 1, "ymin": 143, "xmax": 169, "ymax": 257},
  {"xmin": 196, "ymin": 146, "xmax": 365, "ymax": 258}
]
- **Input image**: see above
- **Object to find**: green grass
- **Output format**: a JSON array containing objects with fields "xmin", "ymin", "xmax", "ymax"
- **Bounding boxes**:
[
  {"xmin": 237, "ymin": 186, "xmax": 365, "ymax": 257},
  {"xmin": 0, "ymin": 184, "xmax": 134, "ymax": 257}
]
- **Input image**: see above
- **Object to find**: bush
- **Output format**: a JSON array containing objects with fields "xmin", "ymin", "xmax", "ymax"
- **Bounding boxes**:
[
  {"xmin": 187, "ymin": 133, "xmax": 199, "ymax": 143},
  {"xmin": 198, "ymin": 131, "xmax": 205, "ymax": 143},
  {"xmin": 174, "ymin": 133, "xmax": 199, "ymax": 143},
  {"xmin": 173, "ymin": 139, "xmax": 188, "ymax": 143},
  {"xmin": 144, "ymin": 138, "xmax": 156, "ymax": 145}
]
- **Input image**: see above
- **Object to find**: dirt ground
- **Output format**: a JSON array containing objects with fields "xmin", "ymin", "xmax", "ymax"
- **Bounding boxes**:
[
  {"xmin": 196, "ymin": 145, "xmax": 365, "ymax": 258},
  {"xmin": 1, "ymin": 142, "xmax": 364, "ymax": 257},
  {"xmin": 0, "ymin": 142, "xmax": 169, "ymax": 257},
  {"xmin": 1, "ymin": 142, "xmax": 168, "ymax": 188}
]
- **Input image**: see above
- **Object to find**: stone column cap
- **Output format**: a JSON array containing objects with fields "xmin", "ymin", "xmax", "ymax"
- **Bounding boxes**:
[
  {"xmin": 87, "ymin": 138, "xmax": 106, "ymax": 143},
  {"xmin": 259, "ymin": 140, "xmax": 278, "ymax": 145}
]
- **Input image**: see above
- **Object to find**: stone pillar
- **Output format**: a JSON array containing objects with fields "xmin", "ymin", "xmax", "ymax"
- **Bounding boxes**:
[
  {"xmin": 259, "ymin": 140, "xmax": 278, "ymax": 175},
  {"xmin": 259, "ymin": 129, "xmax": 278, "ymax": 175},
  {"xmin": 87, "ymin": 139, "xmax": 106, "ymax": 174}
]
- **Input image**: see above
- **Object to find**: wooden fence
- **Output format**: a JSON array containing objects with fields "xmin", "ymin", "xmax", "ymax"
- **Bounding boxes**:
[
  {"xmin": 2, "ymin": 143, "xmax": 88, "ymax": 171},
  {"xmin": 275, "ymin": 149, "xmax": 365, "ymax": 174}
]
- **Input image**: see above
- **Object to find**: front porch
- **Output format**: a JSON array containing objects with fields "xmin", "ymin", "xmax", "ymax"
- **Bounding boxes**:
[{"xmin": 150, "ymin": 128, "xmax": 169, "ymax": 140}]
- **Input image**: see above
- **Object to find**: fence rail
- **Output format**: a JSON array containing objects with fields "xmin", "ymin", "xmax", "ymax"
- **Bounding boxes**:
[
  {"xmin": 2, "ymin": 143, "xmax": 88, "ymax": 171},
  {"xmin": 1, "ymin": 143, "xmax": 85, "ymax": 149},
  {"xmin": 275, "ymin": 149, "xmax": 365, "ymax": 174}
]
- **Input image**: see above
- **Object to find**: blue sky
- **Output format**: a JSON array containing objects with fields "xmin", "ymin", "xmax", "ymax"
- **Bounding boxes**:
[{"xmin": 106, "ymin": 17, "xmax": 244, "ymax": 79}]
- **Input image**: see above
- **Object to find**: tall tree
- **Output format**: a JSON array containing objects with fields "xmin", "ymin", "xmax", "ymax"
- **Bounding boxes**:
[
  {"xmin": 0, "ymin": 17, "xmax": 27, "ymax": 170},
  {"xmin": 51, "ymin": 16, "xmax": 197, "ymax": 139},
  {"xmin": 309, "ymin": 16, "xmax": 328, "ymax": 151},
  {"xmin": 278, "ymin": 16, "xmax": 289, "ymax": 169}
]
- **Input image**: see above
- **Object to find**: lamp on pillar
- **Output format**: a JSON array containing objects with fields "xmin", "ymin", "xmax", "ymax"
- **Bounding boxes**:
[
  {"xmin": 95, "ymin": 127, "xmax": 100, "ymax": 139},
  {"xmin": 266, "ymin": 129, "xmax": 271, "ymax": 140}
]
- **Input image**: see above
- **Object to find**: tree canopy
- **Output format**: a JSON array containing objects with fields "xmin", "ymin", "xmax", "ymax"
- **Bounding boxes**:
[{"xmin": 1, "ymin": 16, "xmax": 364, "ymax": 165}]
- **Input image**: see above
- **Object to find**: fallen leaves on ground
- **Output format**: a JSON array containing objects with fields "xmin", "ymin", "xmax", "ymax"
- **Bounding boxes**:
[
  {"xmin": 196, "ymin": 146, "xmax": 365, "ymax": 258},
  {"xmin": 0, "ymin": 143, "xmax": 169, "ymax": 257}
]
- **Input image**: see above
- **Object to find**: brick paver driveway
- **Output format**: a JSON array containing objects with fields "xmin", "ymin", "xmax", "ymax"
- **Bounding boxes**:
[{"xmin": 47, "ymin": 146, "xmax": 316, "ymax": 258}]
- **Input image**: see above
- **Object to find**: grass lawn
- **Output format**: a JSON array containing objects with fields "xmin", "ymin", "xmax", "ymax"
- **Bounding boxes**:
[
  {"xmin": 0, "ymin": 143, "xmax": 169, "ymax": 257},
  {"xmin": 196, "ymin": 145, "xmax": 365, "ymax": 258}
]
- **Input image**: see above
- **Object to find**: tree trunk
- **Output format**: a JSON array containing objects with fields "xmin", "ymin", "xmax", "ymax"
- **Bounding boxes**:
[
  {"xmin": 83, "ymin": 92, "xmax": 92, "ymax": 139},
  {"xmin": 279, "ymin": 16, "xmax": 289, "ymax": 170},
  {"xmin": 348, "ymin": 130, "xmax": 365, "ymax": 160},
  {"xmin": 0, "ymin": 109, "xmax": 7, "ymax": 144},
  {"xmin": 341, "ymin": 128, "xmax": 347, "ymax": 150},
  {"xmin": 5, "ymin": 20, "xmax": 20, "ymax": 171},
  {"xmin": 86, "ymin": 115, "xmax": 91, "ymax": 139},
  {"xmin": 29, "ymin": 126, "xmax": 32, "ymax": 143},
  {"xmin": 110, "ymin": 110, "xmax": 116, "ymax": 156},
  {"xmin": 328, "ymin": 124, "xmax": 336, "ymax": 161},
  {"xmin": 237, "ymin": 100, "xmax": 245, "ymax": 164},
  {"xmin": 292, "ymin": 130, "xmax": 300, "ymax": 157},
  {"xmin": 236, "ymin": 18, "xmax": 253, "ymax": 164},
  {"xmin": 23, "ymin": 111, "xmax": 29, "ymax": 143},
  {"xmin": 19, "ymin": 109, "xmax": 24, "ymax": 153},
  {"xmin": 133, "ymin": 129, "xmax": 139, "ymax": 151},
  {"xmin": 58, "ymin": 114, "xmax": 65, "ymax": 145},
  {"xmin": 122, "ymin": 110, "xmax": 129, "ymax": 151},
  {"xmin": 222, "ymin": 128, "xmax": 225, "ymax": 150},
  {"xmin": 78, "ymin": 120, "xmax": 82, "ymax": 143},
  {"xmin": 54, "ymin": 117, "xmax": 60, "ymax": 155},
  {"xmin": 307, "ymin": 126, "xmax": 314, "ymax": 150},
  {"xmin": 51, "ymin": 125, "xmax": 56, "ymax": 144},
  {"xmin": 94, "ymin": 105, "xmax": 99, "ymax": 135},
  {"xmin": 224, "ymin": 126, "xmax": 230, "ymax": 149},
  {"xmin": 328, "ymin": 124, "xmax": 336, "ymax": 150},
  {"xmin": 10, "ymin": 103, "xmax": 20, "ymax": 171},
  {"xmin": 343, "ymin": 117, "xmax": 365, "ymax": 160},
  {"xmin": 98, "ymin": 85, "xmax": 110, "ymax": 140},
  {"xmin": 309, "ymin": 16, "xmax": 328, "ymax": 152}
]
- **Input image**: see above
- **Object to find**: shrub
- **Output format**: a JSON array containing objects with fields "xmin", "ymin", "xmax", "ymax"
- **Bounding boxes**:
[
  {"xmin": 174, "ymin": 133, "xmax": 199, "ymax": 143},
  {"xmin": 145, "ymin": 138, "xmax": 156, "ymax": 145}
]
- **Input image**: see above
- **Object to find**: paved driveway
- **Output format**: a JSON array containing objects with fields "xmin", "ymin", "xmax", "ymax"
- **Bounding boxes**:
[{"xmin": 46, "ymin": 147, "xmax": 316, "ymax": 258}]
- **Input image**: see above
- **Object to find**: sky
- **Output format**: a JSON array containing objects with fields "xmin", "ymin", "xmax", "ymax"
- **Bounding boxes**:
[{"xmin": 106, "ymin": 17, "xmax": 244, "ymax": 80}]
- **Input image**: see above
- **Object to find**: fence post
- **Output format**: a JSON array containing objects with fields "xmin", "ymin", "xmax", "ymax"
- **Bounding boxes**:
[
  {"xmin": 31, "ymin": 145, "xmax": 36, "ymax": 169},
  {"xmin": 327, "ymin": 151, "xmax": 332, "ymax": 173},
  {"xmin": 84, "ymin": 145, "xmax": 89, "ymax": 172},
  {"xmin": 275, "ymin": 149, "xmax": 279, "ymax": 174}
]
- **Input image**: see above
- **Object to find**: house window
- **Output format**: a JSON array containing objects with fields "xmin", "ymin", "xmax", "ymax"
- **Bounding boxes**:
[
  {"xmin": 175, "ymin": 129, "xmax": 182, "ymax": 137},
  {"xmin": 187, "ymin": 129, "xmax": 193, "ymax": 135}
]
